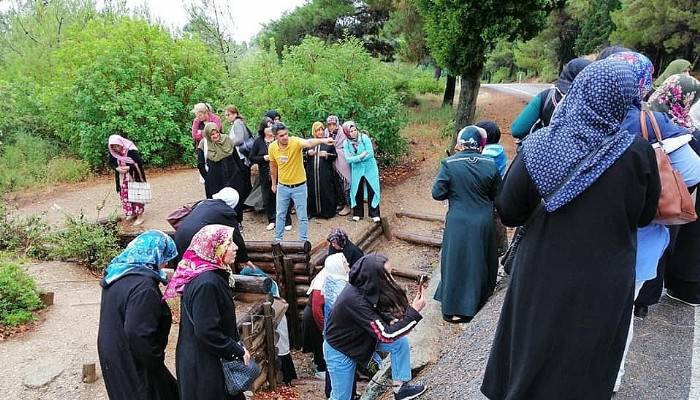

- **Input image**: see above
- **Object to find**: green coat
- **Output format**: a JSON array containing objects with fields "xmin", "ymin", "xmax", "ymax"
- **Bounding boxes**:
[{"xmin": 432, "ymin": 151, "xmax": 501, "ymax": 317}]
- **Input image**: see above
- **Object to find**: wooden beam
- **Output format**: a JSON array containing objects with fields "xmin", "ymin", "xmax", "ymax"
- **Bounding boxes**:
[
  {"xmin": 245, "ymin": 240, "xmax": 311, "ymax": 254},
  {"xmin": 232, "ymin": 275, "xmax": 272, "ymax": 294},
  {"xmin": 395, "ymin": 231, "xmax": 442, "ymax": 248},
  {"xmin": 262, "ymin": 301, "xmax": 277, "ymax": 390},
  {"xmin": 396, "ymin": 210, "xmax": 446, "ymax": 223},
  {"xmin": 282, "ymin": 256, "xmax": 302, "ymax": 349}
]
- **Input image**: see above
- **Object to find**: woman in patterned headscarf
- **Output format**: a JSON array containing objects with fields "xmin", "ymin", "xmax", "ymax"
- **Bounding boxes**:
[
  {"xmin": 648, "ymin": 74, "xmax": 700, "ymax": 133},
  {"xmin": 481, "ymin": 59, "xmax": 661, "ymax": 399},
  {"xmin": 166, "ymin": 225, "xmax": 251, "ymax": 400},
  {"xmin": 108, "ymin": 134, "xmax": 147, "ymax": 225},
  {"xmin": 98, "ymin": 230, "xmax": 179, "ymax": 400}
]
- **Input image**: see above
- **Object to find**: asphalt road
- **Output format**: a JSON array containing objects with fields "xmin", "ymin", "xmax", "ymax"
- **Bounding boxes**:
[{"xmin": 481, "ymin": 83, "xmax": 551, "ymax": 98}]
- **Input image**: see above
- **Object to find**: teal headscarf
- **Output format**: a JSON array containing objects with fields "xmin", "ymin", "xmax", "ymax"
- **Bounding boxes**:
[{"xmin": 101, "ymin": 230, "xmax": 178, "ymax": 287}]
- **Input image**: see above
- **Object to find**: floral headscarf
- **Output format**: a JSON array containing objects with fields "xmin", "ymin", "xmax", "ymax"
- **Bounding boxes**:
[
  {"xmin": 648, "ymin": 74, "xmax": 700, "ymax": 132},
  {"xmin": 163, "ymin": 224, "xmax": 235, "ymax": 300},
  {"xmin": 327, "ymin": 228, "xmax": 349, "ymax": 248},
  {"xmin": 326, "ymin": 115, "xmax": 340, "ymax": 125},
  {"xmin": 522, "ymin": 59, "xmax": 637, "ymax": 212},
  {"xmin": 608, "ymin": 51, "xmax": 654, "ymax": 101},
  {"xmin": 101, "ymin": 230, "xmax": 177, "ymax": 287},
  {"xmin": 108, "ymin": 135, "xmax": 137, "ymax": 165}
]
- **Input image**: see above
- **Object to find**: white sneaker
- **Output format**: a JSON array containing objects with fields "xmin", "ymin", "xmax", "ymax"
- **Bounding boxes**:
[
  {"xmin": 266, "ymin": 223, "xmax": 275, "ymax": 231},
  {"xmin": 372, "ymin": 217, "xmax": 381, "ymax": 223},
  {"xmin": 352, "ymin": 216, "xmax": 361, "ymax": 222},
  {"xmin": 132, "ymin": 216, "xmax": 145, "ymax": 226},
  {"xmin": 313, "ymin": 371, "xmax": 326, "ymax": 380},
  {"xmin": 284, "ymin": 225, "xmax": 292, "ymax": 231}
]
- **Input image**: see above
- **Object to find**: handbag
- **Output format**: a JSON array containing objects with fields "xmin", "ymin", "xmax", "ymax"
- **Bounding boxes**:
[
  {"xmin": 126, "ymin": 165, "xmax": 152, "ymax": 204},
  {"xmin": 165, "ymin": 200, "xmax": 203, "ymax": 230},
  {"xmin": 183, "ymin": 301, "xmax": 260, "ymax": 395},
  {"xmin": 640, "ymin": 111, "xmax": 697, "ymax": 225},
  {"xmin": 237, "ymin": 125, "xmax": 256, "ymax": 159}
]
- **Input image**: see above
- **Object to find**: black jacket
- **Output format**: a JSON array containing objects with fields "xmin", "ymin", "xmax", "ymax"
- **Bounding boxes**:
[
  {"xmin": 176, "ymin": 269, "xmax": 245, "ymax": 400},
  {"xmin": 173, "ymin": 199, "xmax": 249, "ymax": 265},
  {"xmin": 97, "ymin": 274, "xmax": 177, "ymax": 400},
  {"xmin": 197, "ymin": 148, "xmax": 250, "ymax": 200},
  {"xmin": 249, "ymin": 135, "xmax": 273, "ymax": 182},
  {"xmin": 108, "ymin": 150, "xmax": 146, "ymax": 193}
]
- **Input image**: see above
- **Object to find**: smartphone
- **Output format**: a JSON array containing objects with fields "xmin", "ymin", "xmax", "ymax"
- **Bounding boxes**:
[{"xmin": 417, "ymin": 274, "xmax": 428, "ymax": 295}]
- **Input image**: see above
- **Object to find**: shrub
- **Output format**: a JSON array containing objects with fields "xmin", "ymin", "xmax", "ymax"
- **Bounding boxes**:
[
  {"xmin": 0, "ymin": 258, "xmax": 43, "ymax": 326},
  {"xmin": 48, "ymin": 215, "xmax": 120, "ymax": 273},
  {"xmin": 226, "ymin": 37, "xmax": 410, "ymax": 165},
  {"xmin": 0, "ymin": 203, "xmax": 50, "ymax": 258}
]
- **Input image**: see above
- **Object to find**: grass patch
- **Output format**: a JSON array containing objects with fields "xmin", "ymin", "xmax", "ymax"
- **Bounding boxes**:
[
  {"xmin": 0, "ymin": 257, "xmax": 43, "ymax": 326},
  {"xmin": 0, "ymin": 203, "xmax": 50, "ymax": 258},
  {"xmin": 0, "ymin": 134, "xmax": 90, "ymax": 194},
  {"xmin": 47, "ymin": 214, "xmax": 120, "ymax": 273}
]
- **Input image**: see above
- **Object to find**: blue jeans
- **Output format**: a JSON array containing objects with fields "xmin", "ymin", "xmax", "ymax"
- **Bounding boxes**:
[
  {"xmin": 324, "ymin": 338, "xmax": 412, "ymax": 400},
  {"xmin": 275, "ymin": 183, "xmax": 308, "ymax": 241}
]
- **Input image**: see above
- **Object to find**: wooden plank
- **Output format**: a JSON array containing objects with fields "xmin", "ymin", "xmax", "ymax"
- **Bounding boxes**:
[
  {"xmin": 282, "ymin": 256, "xmax": 302, "ymax": 349},
  {"xmin": 232, "ymin": 274, "xmax": 272, "ymax": 294},
  {"xmin": 248, "ymin": 252, "xmax": 308, "ymax": 263},
  {"xmin": 395, "ymin": 231, "xmax": 442, "ymax": 248},
  {"xmin": 380, "ymin": 216, "xmax": 393, "ymax": 240},
  {"xmin": 262, "ymin": 302, "xmax": 277, "ymax": 390},
  {"xmin": 246, "ymin": 240, "xmax": 311, "ymax": 253},
  {"xmin": 395, "ymin": 210, "xmax": 446, "ymax": 223}
]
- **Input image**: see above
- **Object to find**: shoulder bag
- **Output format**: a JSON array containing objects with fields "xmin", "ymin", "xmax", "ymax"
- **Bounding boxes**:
[
  {"xmin": 183, "ymin": 301, "xmax": 260, "ymax": 395},
  {"xmin": 126, "ymin": 164, "xmax": 152, "ymax": 204},
  {"xmin": 640, "ymin": 110, "xmax": 697, "ymax": 225},
  {"xmin": 165, "ymin": 200, "xmax": 203, "ymax": 230}
]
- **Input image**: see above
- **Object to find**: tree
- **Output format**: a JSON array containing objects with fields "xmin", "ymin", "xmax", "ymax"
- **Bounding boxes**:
[
  {"xmin": 417, "ymin": 0, "xmax": 552, "ymax": 135},
  {"xmin": 611, "ymin": 0, "xmax": 699, "ymax": 70},
  {"xmin": 569, "ymin": 0, "xmax": 621, "ymax": 55}
]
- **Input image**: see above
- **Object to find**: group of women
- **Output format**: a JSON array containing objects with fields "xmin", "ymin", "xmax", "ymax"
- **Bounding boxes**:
[
  {"xmin": 433, "ymin": 48, "xmax": 700, "ymax": 399},
  {"xmin": 97, "ymin": 225, "xmax": 248, "ymax": 400},
  {"xmin": 192, "ymin": 106, "xmax": 383, "ymax": 231}
]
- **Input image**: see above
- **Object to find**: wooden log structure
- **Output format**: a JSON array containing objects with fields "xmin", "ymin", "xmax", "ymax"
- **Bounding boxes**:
[
  {"xmin": 309, "ymin": 221, "xmax": 387, "ymax": 268},
  {"xmin": 395, "ymin": 231, "xmax": 442, "ymax": 248},
  {"xmin": 262, "ymin": 301, "xmax": 277, "ymax": 390},
  {"xmin": 395, "ymin": 210, "xmax": 446, "ymax": 223},
  {"xmin": 245, "ymin": 240, "xmax": 311, "ymax": 254},
  {"xmin": 232, "ymin": 274, "xmax": 272, "ymax": 294},
  {"xmin": 246, "ymin": 252, "xmax": 308, "ymax": 263},
  {"xmin": 282, "ymin": 256, "xmax": 302, "ymax": 349}
]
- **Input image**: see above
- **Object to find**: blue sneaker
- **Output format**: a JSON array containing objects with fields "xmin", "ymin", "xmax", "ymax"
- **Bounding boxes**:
[{"xmin": 394, "ymin": 382, "xmax": 426, "ymax": 400}]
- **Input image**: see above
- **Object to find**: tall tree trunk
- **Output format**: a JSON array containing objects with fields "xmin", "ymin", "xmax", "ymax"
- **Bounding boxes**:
[
  {"xmin": 442, "ymin": 75, "xmax": 456, "ymax": 106},
  {"xmin": 454, "ymin": 65, "xmax": 484, "ymax": 144},
  {"xmin": 434, "ymin": 67, "xmax": 442, "ymax": 80}
]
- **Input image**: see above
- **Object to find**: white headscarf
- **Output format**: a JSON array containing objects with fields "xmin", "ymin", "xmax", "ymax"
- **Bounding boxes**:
[
  {"xmin": 307, "ymin": 253, "xmax": 349, "ymax": 295},
  {"xmin": 212, "ymin": 187, "xmax": 239, "ymax": 210}
]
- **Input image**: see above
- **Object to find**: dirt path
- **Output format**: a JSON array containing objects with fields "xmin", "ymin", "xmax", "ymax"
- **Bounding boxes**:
[{"xmin": 2, "ymin": 90, "xmax": 528, "ymax": 399}]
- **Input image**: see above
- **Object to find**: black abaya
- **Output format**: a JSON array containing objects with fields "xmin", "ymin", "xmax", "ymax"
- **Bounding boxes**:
[
  {"xmin": 664, "ymin": 186, "xmax": 700, "ymax": 303},
  {"xmin": 97, "ymin": 274, "xmax": 178, "ymax": 400},
  {"xmin": 197, "ymin": 148, "xmax": 251, "ymax": 220},
  {"xmin": 305, "ymin": 144, "xmax": 338, "ymax": 218},
  {"xmin": 482, "ymin": 139, "xmax": 660, "ymax": 400},
  {"xmin": 176, "ymin": 270, "xmax": 246, "ymax": 400}
]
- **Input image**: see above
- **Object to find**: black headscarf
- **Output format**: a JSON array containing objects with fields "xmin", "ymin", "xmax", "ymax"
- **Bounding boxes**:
[
  {"xmin": 265, "ymin": 109, "xmax": 281, "ymax": 121},
  {"xmin": 476, "ymin": 120, "xmax": 501, "ymax": 144},
  {"xmin": 596, "ymin": 45, "xmax": 632, "ymax": 61},
  {"xmin": 555, "ymin": 58, "xmax": 593, "ymax": 94}
]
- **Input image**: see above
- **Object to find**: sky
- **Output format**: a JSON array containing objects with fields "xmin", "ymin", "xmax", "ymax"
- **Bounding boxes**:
[
  {"xmin": 122, "ymin": 0, "xmax": 308, "ymax": 42},
  {"xmin": 0, "ymin": 1, "xmax": 307, "ymax": 43}
]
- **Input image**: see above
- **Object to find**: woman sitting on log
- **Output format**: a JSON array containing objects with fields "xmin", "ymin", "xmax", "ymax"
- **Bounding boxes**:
[
  {"xmin": 173, "ymin": 188, "xmax": 253, "ymax": 272},
  {"xmin": 98, "ymin": 230, "xmax": 179, "ymax": 400},
  {"xmin": 302, "ymin": 254, "xmax": 353, "ymax": 395},
  {"xmin": 327, "ymin": 228, "xmax": 364, "ymax": 267},
  {"xmin": 324, "ymin": 254, "xmax": 427, "ymax": 400},
  {"xmin": 164, "ymin": 224, "xmax": 251, "ymax": 400}
]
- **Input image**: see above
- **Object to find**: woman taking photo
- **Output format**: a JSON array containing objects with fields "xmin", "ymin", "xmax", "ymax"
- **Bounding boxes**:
[
  {"xmin": 164, "ymin": 224, "xmax": 251, "ymax": 400},
  {"xmin": 97, "ymin": 230, "xmax": 179, "ymax": 400},
  {"xmin": 325, "ymin": 254, "xmax": 427, "ymax": 400},
  {"xmin": 306, "ymin": 121, "xmax": 339, "ymax": 218},
  {"xmin": 343, "ymin": 122, "xmax": 381, "ymax": 222},
  {"xmin": 197, "ymin": 122, "xmax": 250, "ymax": 222},
  {"xmin": 108, "ymin": 134, "xmax": 147, "ymax": 226}
]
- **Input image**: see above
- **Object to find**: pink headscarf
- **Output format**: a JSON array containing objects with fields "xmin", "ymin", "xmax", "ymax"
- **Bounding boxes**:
[
  {"xmin": 163, "ymin": 224, "xmax": 235, "ymax": 300},
  {"xmin": 108, "ymin": 135, "xmax": 137, "ymax": 165}
]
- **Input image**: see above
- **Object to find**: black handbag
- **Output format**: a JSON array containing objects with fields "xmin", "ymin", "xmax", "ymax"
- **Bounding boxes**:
[{"xmin": 183, "ymin": 301, "xmax": 260, "ymax": 395}]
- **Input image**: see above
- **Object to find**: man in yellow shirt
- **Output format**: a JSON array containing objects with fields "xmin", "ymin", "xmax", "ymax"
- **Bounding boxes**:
[{"xmin": 269, "ymin": 122, "xmax": 334, "ymax": 241}]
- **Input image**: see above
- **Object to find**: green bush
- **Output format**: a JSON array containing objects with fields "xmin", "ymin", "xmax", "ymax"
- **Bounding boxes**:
[
  {"xmin": 0, "ymin": 258, "xmax": 43, "ymax": 326},
  {"xmin": 226, "ymin": 37, "xmax": 410, "ymax": 165},
  {"xmin": 0, "ymin": 203, "xmax": 50, "ymax": 258},
  {"xmin": 48, "ymin": 215, "xmax": 120, "ymax": 273},
  {"xmin": 0, "ymin": 134, "xmax": 90, "ymax": 193}
]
